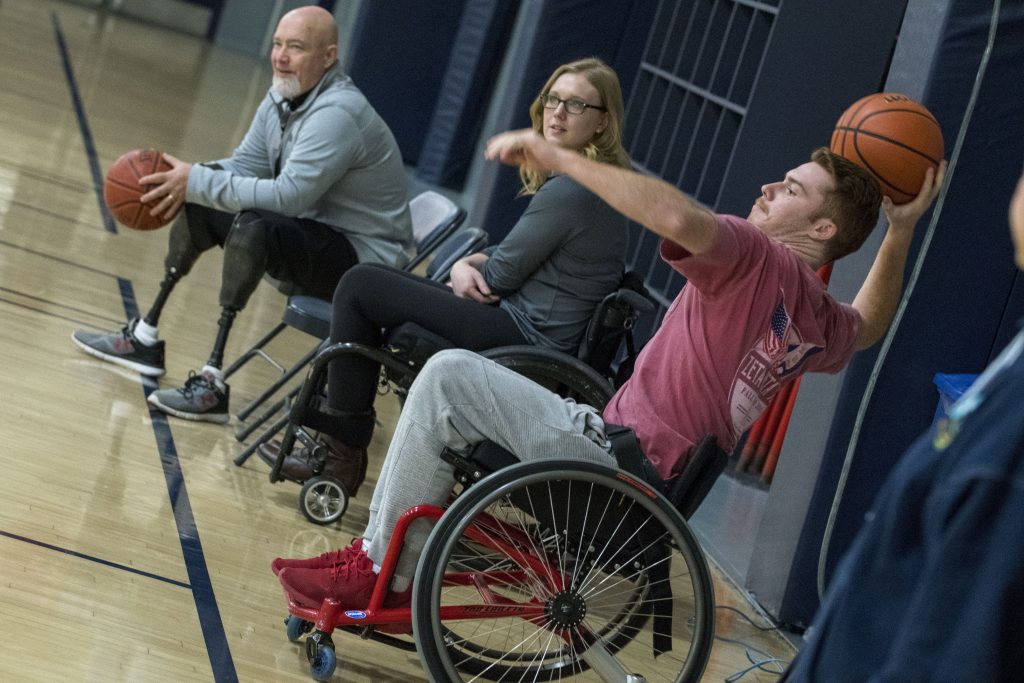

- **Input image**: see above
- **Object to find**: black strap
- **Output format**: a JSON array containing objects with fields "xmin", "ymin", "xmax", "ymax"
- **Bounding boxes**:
[
  {"xmin": 606, "ymin": 424, "xmax": 661, "ymax": 486},
  {"xmin": 603, "ymin": 424, "xmax": 674, "ymax": 656}
]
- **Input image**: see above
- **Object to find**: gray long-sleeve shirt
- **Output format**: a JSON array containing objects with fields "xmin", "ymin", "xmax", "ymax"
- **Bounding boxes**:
[
  {"xmin": 187, "ymin": 63, "xmax": 414, "ymax": 267},
  {"xmin": 483, "ymin": 174, "xmax": 628, "ymax": 353}
]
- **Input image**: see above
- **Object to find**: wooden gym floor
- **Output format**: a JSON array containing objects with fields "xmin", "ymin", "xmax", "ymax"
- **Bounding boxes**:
[{"xmin": 0, "ymin": 1, "xmax": 796, "ymax": 680}]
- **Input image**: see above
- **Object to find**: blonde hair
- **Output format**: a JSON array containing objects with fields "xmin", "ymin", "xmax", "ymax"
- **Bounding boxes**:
[{"xmin": 520, "ymin": 57, "xmax": 631, "ymax": 195}]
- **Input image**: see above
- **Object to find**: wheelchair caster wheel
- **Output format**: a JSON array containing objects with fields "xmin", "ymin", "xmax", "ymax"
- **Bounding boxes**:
[
  {"xmin": 285, "ymin": 615, "xmax": 313, "ymax": 643},
  {"xmin": 300, "ymin": 476, "xmax": 348, "ymax": 525},
  {"xmin": 305, "ymin": 631, "xmax": 337, "ymax": 681}
]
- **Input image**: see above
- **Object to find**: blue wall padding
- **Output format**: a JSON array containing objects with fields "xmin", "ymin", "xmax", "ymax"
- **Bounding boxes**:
[
  {"xmin": 476, "ymin": 0, "xmax": 658, "ymax": 244},
  {"xmin": 786, "ymin": 0, "xmax": 1024, "ymax": 626},
  {"xmin": 346, "ymin": 1, "xmax": 468, "ymax": 164},
  {"xmin": 415, "ymin": 0, "xmax": 518, "ymax": 190}
]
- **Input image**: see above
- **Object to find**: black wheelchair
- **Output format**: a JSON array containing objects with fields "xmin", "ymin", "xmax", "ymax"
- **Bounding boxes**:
[{"xmin": 254, "ymin": 271, "xmax": 657, "ymax": 525}]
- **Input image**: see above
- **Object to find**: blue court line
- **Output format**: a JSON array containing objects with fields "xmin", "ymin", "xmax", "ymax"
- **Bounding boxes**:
[
  {"xmin": 51, "ymin": 11, "xmax": 117, "ymax": 234},
  {"xmin": 0, "ymin": 530, "xmax": 191, "ymax": 590},
  {"xmin": 119, "ymin": 278, "xmax": 239, "ymax": 683},
  {"xmin": 53, "ymin": 12, "xmax": 238, "ymax": 679}
]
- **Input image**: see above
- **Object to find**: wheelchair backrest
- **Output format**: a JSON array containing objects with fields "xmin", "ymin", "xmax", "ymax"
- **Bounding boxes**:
[{"xmin": 576, "ymin": 270, "xmax": 656, "ymax": 383}]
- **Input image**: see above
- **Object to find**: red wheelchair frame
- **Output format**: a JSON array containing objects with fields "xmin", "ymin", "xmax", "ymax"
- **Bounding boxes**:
[{"xmin": 279, "ymin": 456, "xmax": 718, "ymax": 683}]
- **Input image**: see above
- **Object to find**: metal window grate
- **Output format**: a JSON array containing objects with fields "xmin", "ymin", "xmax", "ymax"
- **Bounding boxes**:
[{"xmin": 623, "ymin": 0, "xmax": 779, "ymax": 332}]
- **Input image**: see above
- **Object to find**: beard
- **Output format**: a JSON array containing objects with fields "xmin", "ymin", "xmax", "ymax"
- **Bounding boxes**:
[{"xmin": 272, "ymin": 75, "xmax": 303, "ymax": 100}]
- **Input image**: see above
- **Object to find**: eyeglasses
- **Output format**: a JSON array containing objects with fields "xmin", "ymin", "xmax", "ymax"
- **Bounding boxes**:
[{"xmin": 539, "ymin": 93, "xmax": 607, "ymax": 115}]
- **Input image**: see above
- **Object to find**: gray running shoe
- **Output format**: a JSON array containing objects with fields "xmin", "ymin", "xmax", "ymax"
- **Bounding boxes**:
[
  {"xmin": 147, "ymin": 370, "xmax": 230, "ymax": 424},
  {"xmin": 72, "ymin": 319, "xmax": 166, "ymax": 377}
]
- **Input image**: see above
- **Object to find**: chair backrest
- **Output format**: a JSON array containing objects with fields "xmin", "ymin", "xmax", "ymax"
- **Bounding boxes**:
[
  {"xmin": 405, "ymin": 190, "xmax": 466, "ymax": 271},
  {"xmin": 577, "ymin": 270, "xmax": 656, "ymax": 382},
  {"xmin": 425, "ymin": 226, "xmax": 489, "ymax": 282},
  {"xmin": 282, "ymin": 295, "xmax": 333, "ymax": 339}
]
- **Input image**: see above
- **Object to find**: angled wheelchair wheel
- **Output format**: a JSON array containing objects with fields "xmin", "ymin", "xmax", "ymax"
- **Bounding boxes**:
[
  {"xmin": 299, "ymin": 476, "xmax": 348, "ymax": 525},
  {"xmin": 412, "ymin": 460, "xmax": 715, "ymax": 682},
  {"xmin": 481, "ymin": 345, "xmax": 615, "ymax": 409}
]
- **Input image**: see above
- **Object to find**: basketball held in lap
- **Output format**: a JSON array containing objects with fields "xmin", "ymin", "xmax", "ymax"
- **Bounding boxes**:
[{"xmin": 103, "ymin": 148, "xmax": 174, "ymax": 230}]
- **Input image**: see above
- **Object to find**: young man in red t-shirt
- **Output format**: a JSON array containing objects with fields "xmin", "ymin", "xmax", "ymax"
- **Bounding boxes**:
[{"xmin": 274, "ymin": 130, "xmax": 944, "ymax": 611}]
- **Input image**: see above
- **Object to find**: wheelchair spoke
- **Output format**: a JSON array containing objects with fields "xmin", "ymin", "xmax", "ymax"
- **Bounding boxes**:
[
  {"xmin": 463, "ymin": 626, "xmax": 561, "ymax": 682},
  {"xmin": 544, "ymin": 482, "xmax": 566, "ymax": 589},
  {"xmin": 514, "ymin": 486, "xmax": 567, "ymax": 595}
]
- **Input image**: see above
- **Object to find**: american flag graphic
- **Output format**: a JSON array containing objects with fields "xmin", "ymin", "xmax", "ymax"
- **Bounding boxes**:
[{"xmin": 764, "ymin": 300, "xmax": 790, "ymax": 356}]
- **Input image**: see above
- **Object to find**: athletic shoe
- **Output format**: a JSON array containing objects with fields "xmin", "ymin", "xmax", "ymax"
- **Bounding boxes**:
[
  {"xmin": 278, "ymin": 549, "xmax": 412, "ymax": 611},
  {"xmin": 271, "ymin": 538, "xmax": 364, "ymax": 576},
  {"xmin": 147, "ymin": 370, "xmax": 230, "ymax": 423},
  {"xmin": 71, "ymin": 319, "xmax": 165, "ymax": 377}
]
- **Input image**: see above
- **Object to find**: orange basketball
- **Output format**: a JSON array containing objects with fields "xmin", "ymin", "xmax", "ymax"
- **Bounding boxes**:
[
  {"xmin": 830, "ymin": 93, "xmax": 944, "ymax": 204},
  {"xmin": 103, "ymin": 149, "xmax": 174, "ymax": 230}
]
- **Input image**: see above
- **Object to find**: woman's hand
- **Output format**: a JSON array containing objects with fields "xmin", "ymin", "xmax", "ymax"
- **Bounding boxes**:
[{"xmin": 449, "ymin": 258, "xmax": 499, "ymax": 303}]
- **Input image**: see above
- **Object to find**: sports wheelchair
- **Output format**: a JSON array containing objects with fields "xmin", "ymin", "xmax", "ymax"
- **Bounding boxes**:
[
  {"xmin": 270, "ymin": 270, "xmax": 727, "ymax": 680},
  {"xmin": 280, "ymin": 415, "xmax": 724, "ymax": 683},
  {"xmin": 252, "ymin": 271, "xmax": 657, "ymax": 525}
]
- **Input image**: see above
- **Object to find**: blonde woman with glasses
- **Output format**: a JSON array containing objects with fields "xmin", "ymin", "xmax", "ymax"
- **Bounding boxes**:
[{"xmin": 261, "ymin": 58, "xmax": 634, "ymax": 504}]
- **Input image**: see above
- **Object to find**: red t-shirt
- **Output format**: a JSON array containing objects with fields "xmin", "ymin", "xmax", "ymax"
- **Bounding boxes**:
[{"xmin": 602, "ymin": 215, "xmax": 860, "ymax": 479}]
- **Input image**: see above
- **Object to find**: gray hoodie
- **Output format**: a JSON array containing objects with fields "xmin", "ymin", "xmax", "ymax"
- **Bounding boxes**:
[{"xmin": 187, "ymin": 63, "xmax": 414, "ymax": 267}]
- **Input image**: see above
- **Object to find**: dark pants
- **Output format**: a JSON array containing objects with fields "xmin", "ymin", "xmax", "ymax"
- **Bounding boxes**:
[
  {"xmin": 166, "ymin": 203, "xmax": 359, "ymax": 311},
  {"xmin": 326, "ymin": 263, "xmax": 529, "ymax": 447}
]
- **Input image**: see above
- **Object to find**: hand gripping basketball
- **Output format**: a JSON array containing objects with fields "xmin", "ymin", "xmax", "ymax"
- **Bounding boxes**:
[{"xmin": 103, "ymin": 149, "xmax": 174, "ymax": 230}]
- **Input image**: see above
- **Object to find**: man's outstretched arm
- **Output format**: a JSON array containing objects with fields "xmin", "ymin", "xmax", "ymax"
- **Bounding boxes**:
[{"xmin": 486, "ymin": 129, "xmax": 717, "ymax": 255}]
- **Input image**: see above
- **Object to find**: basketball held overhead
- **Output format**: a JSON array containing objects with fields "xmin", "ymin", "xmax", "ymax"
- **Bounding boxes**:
[{"xmin": 831, "ymin": 92, "xmax": 944, "ymax": 204}]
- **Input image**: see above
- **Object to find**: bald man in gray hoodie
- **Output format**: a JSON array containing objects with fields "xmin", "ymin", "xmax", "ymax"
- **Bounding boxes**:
[{"xmin": 73, "ymin": 6, "xmax": 413, "ymax": 424}]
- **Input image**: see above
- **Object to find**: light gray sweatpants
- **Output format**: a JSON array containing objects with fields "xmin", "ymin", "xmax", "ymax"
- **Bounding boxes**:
[{"xmin": 362, "ymin": 349, "xmax": 617, "ymax": 578}]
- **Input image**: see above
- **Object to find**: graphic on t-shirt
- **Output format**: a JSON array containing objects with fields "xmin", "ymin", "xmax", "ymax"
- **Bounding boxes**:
[{"xmin": 729, "ymin": 294, "xmax": 822, "ymax": 437}]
